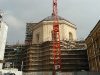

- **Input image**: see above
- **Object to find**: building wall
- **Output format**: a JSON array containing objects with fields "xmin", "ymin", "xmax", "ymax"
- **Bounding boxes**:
[
  {"xmin": 63, "ymin": 20, "xmax": 77, "ymax": 41},
  {"xmin": 32, "ymin": 22, "xmax": 43, "ymax": 44},
  {"xmin": 85, "ymin": 20, "xmax": 100, "ymax": 71},
  {"xmin": 0, "ymin": 13, "xmax": 8, "ymax": 69},
  {"xmin": 32, "ymin": 20, "xmax": 77, "ymax": 44}
]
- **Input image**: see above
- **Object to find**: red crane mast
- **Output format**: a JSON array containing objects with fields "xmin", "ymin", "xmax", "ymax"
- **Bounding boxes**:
[{"xmin": 52, "ymin": 0, "xmax": 62, "ymax": 74}]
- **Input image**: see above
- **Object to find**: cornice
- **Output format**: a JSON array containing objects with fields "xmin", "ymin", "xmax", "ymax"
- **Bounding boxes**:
[
  {"xmin": 85, "ymin": 20, "xmax": 100, "ymax": 42},
  {"xmin": 33, "ymin": 20, "xmax": 77, "ymax": 30}
]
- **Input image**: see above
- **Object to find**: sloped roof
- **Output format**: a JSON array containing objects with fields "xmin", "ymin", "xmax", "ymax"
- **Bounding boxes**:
[
  {"xmin": 43, "ymin": 15, "xmax": 65, "ymax": 21},
  {"xmin": 40, "ymin": 15, "xmax": 75, "ymax": 26},
  {"xmin": 85, "ymin": 20, "xmax": 100, "ymax": 41},
  {"xmin": 33, "ymin": 15, "xmax": 76, "ymax": 28}
]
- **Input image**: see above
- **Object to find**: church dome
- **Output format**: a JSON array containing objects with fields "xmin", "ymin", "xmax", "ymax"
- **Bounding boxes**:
[
  {"xmin": 38, "ymin": 15, "xmax": 75, "ymax": 26},
  {"xmin": 41, "ymin": 15, "xmax": 73, "ymax": 25},
  {"xmin": 43, "ymin": 15, "xmax": 65, "ymax": 21}
]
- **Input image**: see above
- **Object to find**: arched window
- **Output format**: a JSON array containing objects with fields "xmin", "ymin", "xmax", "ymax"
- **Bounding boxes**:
[
  {"xmin": 69, "ymin": 32, "xmax": 73, "ymax": 41},
  {"xmin": 36, "ymin": 33, "xmax": 40, "ymax": 43}
]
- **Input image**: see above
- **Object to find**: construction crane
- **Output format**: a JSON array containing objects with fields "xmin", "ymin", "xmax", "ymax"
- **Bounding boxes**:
[{"xmin": 52, "ymin": 0, "xmax": 62, "ymax": 74}]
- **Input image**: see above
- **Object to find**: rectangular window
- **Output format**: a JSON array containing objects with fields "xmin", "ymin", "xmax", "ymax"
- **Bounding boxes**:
[
  {"xmin": 91, "ymin": 45, "xmax": 94, "ymax": 55},
  {"xmin": 94, "ymin": 41, "xmax": 97, "ymax": 49},
  {"xmin": 96, "ymin": 39, "xmax": 99, "ymax": 48},
  {"xmin": 90, "ymin": 49, "xmax": 92, "ymax": 55},
  {"xmin": 92, "ymin": 60, "xmax": 94, "ymax": 67},
  {"xmin": 36, "ymin": 33, "xmax": 39, "ymax": 43},
  {"xmin": 97, "ymin": 57, "xmax": 100, "ymax": 66}
]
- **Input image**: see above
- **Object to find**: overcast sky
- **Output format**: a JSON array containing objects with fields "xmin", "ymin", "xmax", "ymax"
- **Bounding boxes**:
[{"xmin": 0, "ymin": 0, "xmax": 100, "ymax": 44}]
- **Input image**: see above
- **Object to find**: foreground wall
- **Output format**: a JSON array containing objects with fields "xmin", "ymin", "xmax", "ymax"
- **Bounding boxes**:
[
  {"xmin": 22, "ymin": 72, "xmax": 52, "ymax": 75},
  {"xmin": 0, "ymin": 68, "xmax": 22, "ymax": 75},
  {"xmin": 22, "ymin": 71, "xmax": 100, "ymax": 75}
]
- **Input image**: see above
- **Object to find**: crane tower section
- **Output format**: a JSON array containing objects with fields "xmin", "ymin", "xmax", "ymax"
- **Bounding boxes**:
[{"xmin": 52, "ymin": 0, "xmax": 62, "ymax": 74}]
